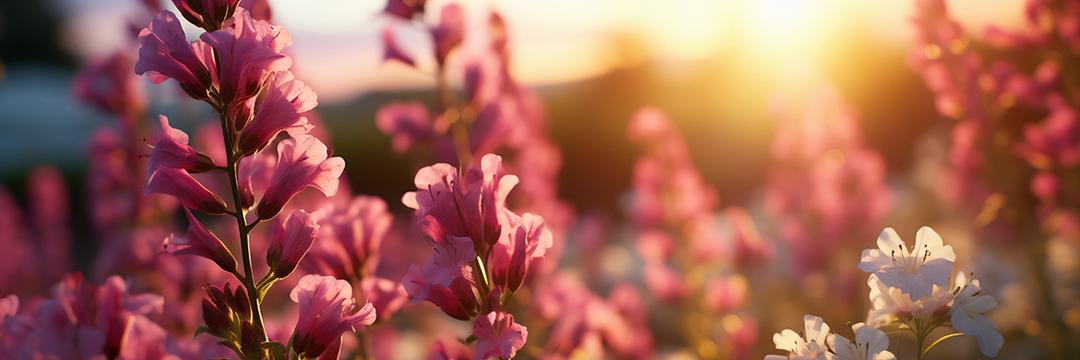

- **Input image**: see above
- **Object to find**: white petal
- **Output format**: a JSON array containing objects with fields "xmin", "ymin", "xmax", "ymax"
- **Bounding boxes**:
[
  {"xmin": 876, "ymin": 228, "xmax": 904, "ymax": 254},
  {"xmin": 918, "ymin": 258, "xmax": 955, "ymax": 288},
  {"xmin": 858, "ymin": 249, "xmax": 892, "ymax": 273}
]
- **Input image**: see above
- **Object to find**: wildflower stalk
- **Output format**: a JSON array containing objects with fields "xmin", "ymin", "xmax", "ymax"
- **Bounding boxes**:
[{"xmin": 215, "ymin": 99, "xmax": 269, "ymax": 344}]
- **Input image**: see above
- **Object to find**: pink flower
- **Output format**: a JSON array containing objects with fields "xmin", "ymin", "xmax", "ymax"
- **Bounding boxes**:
[
  {"xmin": 375, "ymin": 101, "xmax": 433, "ymax": 153},
  {"xmin": 402, "ymin": 153, "xmax": 518, "ymax": 252},
  {"xmin": 239, "ymin": 0, "xmax": 273, "ymax": 21},
  {"xmin": 490, "ymin": 211, "xmax": 552, "ymax": 293},
  {"xmin": 172, "ymin": 0, "xmax": 241, "ymax": 31},
  {"xmin": 431, "ymin": 4, "xmax": 465, "ymax": 65},
  {"xmin": 290, "ymin": 275, "xmax": 376, "ymax": 358},
  {"xmin": 149, "ymin": 115, "xmax": 217, "ymax": 174},
  {"xmin": 163, "ymin": 207, "xmax": 237, "ymax": 273},
  {"xmin": 303, "ymin": 195, "xmax": 393, "ymax": 281},
  {"xmin": 199, "ymin": 8, "xmax": 292, "ymax": 105},
  {"xmin": 428, "ymin": 338, "xmax": 474, "ymax": 360},
  {"xmin": 255, "ymin": 134, "xmax": 345, "ymax": 220},
  {"xmin": 704, "ymin": 274, "xmax": 748, "ymax": 313},
  {"xmin": 384, "ymin": 0, "xmax": 427, "ymax": 20},
  {"xmin": 146, "ymin": 167, "xmax": 228, "ymax": 214},
  {"xmin": 360, "ymin": 276, "xmax": 408, "ymax": 322},
  {"xmin": 381, "ymin": 26, "xmax": 416, "ymax": 67},
  {"xmin": 235, "ymin": 71, "xmax": 317, "ymax": 156},
  {"xmin": 404, "ymin": 266, "xmax": 478, "ymax": 321},
  {"xmin": 403, "ymin": 235, "xmax": 476, "ymax": 301},
  {"xmin": 472, "ymin": 311, "xmax": 527, "ymax": 360},
  {"xmin": 73, "ymin": 51, "xmax": 145, "ymax": 116},
  {"xmin": 266, "ymin": 210, "xmax": 318, "ymax": 279},
  {"xmin": 135, "ymin": 10, "xmax": 213, "ymax": 101}
]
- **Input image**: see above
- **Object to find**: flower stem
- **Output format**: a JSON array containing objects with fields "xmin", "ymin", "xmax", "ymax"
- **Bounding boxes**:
[
  {"xmin": 218, "ymin": 108, "xmax": 269, "ymax": 344},
  {"xmin": 922, "ymin": 332, "xmax": 963, "ymax": 358}
]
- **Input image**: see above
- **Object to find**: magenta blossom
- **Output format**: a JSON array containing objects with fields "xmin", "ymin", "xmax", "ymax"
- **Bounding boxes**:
[
  {"xmin": 431, "ymin": 3, "xmax": 465, "ymax": 65},
  {"xmin": 381, "ymin": 26, "xmax": 416, "ymax": 67},
  {"xmin": 360, "ymin": 276, "xmax": 408, "ymax": 322},
  {"xmin": 146, "ymin": 167, "xmax": 228, "ymax": 214},
  {"xmin": 201, "ymin": 282, "xmax": 251, "ymax": 341},
  {"xmin": 134, "ymin": 10, "xmax": 213, "ymax": 101},
  {"xmin": 384, "ymin": 0, "xmax": 427, "ymax": 20},
  {"xmin": 149, "ymin": 115, "xmax": 217, "ymax": 174},
  {"xmin": 402, "ymin": 153, "xmax": 518, "ymax": 253},
  {"xmin": 290, "ymin": 275, "xmax": 376, "ymax": 358},
  {"xmin": 472, "ymin": 311, "xmax": 527, "ymax": 360},
  {"xmin": 73, "ymin": 51, "xmax": 145, "ymax": 116},
  {"xmin": 256, "ymin": 134, "xmax": 345, "ymax": 220},
  {"xmin": 235, "ymin": 71, "xmax": 317, "ymax": 156},
  {"xmin": 199, "ymin": 8, "xmax": 292, "ymax": 105},
  {"xmin": 490, "ymin": 211, "xmax": 553, "ymax": 293},
  {"xmin": 163, "ymin": 207, "xmax": 237, "ymax": 273},
  {"xmin": 402, "ymin": 235, "xmax": 476, "ymax": 302},
  {"xmin": 267, "ymin": 210, "xmax": 318, "ymax": 279},
  {"xmin": 303, "ymin": 195, "xmax": 393, "ymax": 281},
  {"xmin": 375, "ymin": 101, "xmax": 433, "ymax": 153},
  {"xmin": 172, "ymin": 0, "xmax": 241, "ymax": 31}
]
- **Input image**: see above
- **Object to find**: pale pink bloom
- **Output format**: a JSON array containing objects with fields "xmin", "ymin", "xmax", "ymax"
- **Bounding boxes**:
[
  {"xmin": 290, "ymin": 275, "xmax": 376, "ymax": 358},
  {"xmin": 149, "ymin": 115, "xmax": 217, "ymax": 174},
  {"xmin": 431, "ymin": 3, "xmax": 464, "ymax": 65},
  {"xmin": 172, "ymin": 0, "xmax": 241, "ymax": 31},
  {"xmin": 764, "ymin": 315, "xmax": 833, "ymax": 360},
  {"xmin": 304, "ymin": 195, "xmax": 393, "ymax": 281},
  {"xmin": 267, "ymin": 210, "xmax": 318, "ymax": 279},
  {"xmin": 404, "ymin": 266, "xmax": 478, "ymax": 320},
  {"xmin": 360, "ymin": 276, "xmax": 408, "ymax": 322},
  {"xmin": 643, "ymin": 263, "xmax": 688, "ymax": 302},
  {"xmin": 949, "ymin": 273, "xmax": 1002, "ymax": 357},
  {"xmin": 866, "ymin": 274, "xmax": 952, "ymax": 326},
  {"xmin": 489, "ymin": 211, "xmax": 553, "ymax": 293},
  {"xmin": 163, "ymin": 207, "xmax": 237, "ymax": 273},
  {"xmin": 74, "ymin": 51, "xmax": 145, "ymax": 116},
  {"xmin": 402, "ymin": 154, "xmax": 518, "ymax": 252},
  {"xmin": 199, "ymin": 8, "xmax": 292, "ymax": 105},
  {"xmin": 859, "ymin": 227, "xmax": 956, "ymax": 299},
  {"xmin": 704, "ymin": 274, "xmax": 748, "ymax": 313},
  {"xmin": 135, "ymin": 10, "xmax": 213, "ymax": 101},
  {"xmin": 376, "ymin": 101, "xmax": 433, "ymax": 153},
  {"xmin": 381, "ymin": 26, "xmax": 416, "ymax": 67},
  {"xmin": 472, "ymin": 311, "xmax": 527, "ymax": 360},
  {"xmin": 236, "ymin": 71, "xmax": 317, "ymax": 156},
  {"xmin": 146, "ymin": 167, "xmax": 228, "ymax": 214},
  {"xmin": 256, "ymin": 134, "xmax": 345, "ymax": 220}
]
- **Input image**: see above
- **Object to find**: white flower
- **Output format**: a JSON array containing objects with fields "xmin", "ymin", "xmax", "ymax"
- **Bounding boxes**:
[
  {"xmin": 949, "ymin": 272, "xmax": 1002, "ymax": 357},
  {"xmin": 859, "ymin": 227, "xmax": 956, "ymax": 299},
  {"xmin": 828, "ymin": 323, "xmax": 896, "ymax": 360},
  {"xmin": 764, "ymin": 315, "xmax": 834, "ymax": 360},
  {"xmin": 866, "ymin": 274, "xmax": 952, "ymax": 326}
]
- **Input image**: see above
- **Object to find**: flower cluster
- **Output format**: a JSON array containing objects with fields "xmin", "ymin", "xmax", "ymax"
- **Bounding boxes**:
[
  {"xmin": 400, "ymin": 153, "xmax": 550, "ymax": 359},
  {"xmin": 132, "ymin": 1, "xmax": 370, "ymax": 358},
  {"xmin": 766, "ymin": 226, "xmax": 1002, "ymax": 359}
]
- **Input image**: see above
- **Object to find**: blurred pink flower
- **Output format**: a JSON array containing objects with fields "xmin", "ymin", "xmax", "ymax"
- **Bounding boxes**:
[
  {"xmin": 149, "ymin": 115, "xmax": 217, "ymax": 174},
  {"xmin": 199, "ymin": 8, "xmax": 292, "ymax": 105},
  {"xmin": 146, "ymin": 167, "xmax": 228, "ymax": 214},
  {"xmin": 376, "ymin": 101, "xmax": 433, "ymax": 153},
  {"xmin": 134, "ymin": 10, "xmax": 213, "ymax": 101},
  {"xmin": 163, "ymin": 207, "xmax": 237, "ymax": 273},
  {"xmin": 381, "ymin": 26, "xmax": 416, "ymax": 67},
  {"xmin": 472, "ymin": 311, "xmax": 527, "ymax": 360},
  {"xmin": 304, "ymin": 195, "xmax": 393, "ymax": 281},
  {"xmin": 256, "ymin": 134, "xmax": 345, "ymax": 220},
  {"xmin": 267, "ymin": 210, "xmax": 318, "ymax": 279},
  {"xmin": 704, "ymin": 274, "xmax": 748, "ymax": 313},
  {"xmin": 384, "ymin": 0, "xmax": 427, "ymax": 20},
  {"xmin": 73, "ymin": 51, "xmax": 145, "ymax": 116},
  {"xmin": 236, "ymin": 71, "xmax": 317, "ymax": 156},
  {"xmin": 359, "ymin": 276, "xmax": 407, "ymax": 322},
  {"xmin": 289, "ymin": 275, "xmax": 376, "ymax": 358},
  {"xmin": 431, "ymin": 4, "xmax": 465, "ymax": 65}
]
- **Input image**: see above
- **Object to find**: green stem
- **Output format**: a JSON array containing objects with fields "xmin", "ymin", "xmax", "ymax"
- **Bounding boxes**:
[
  {"xmin": 218, "ymin": 107, "xmax": 269, "ymax": 345},
  {"xmin": 922, "ymin": 332, "xmax": 964, "ymax": 358}
]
